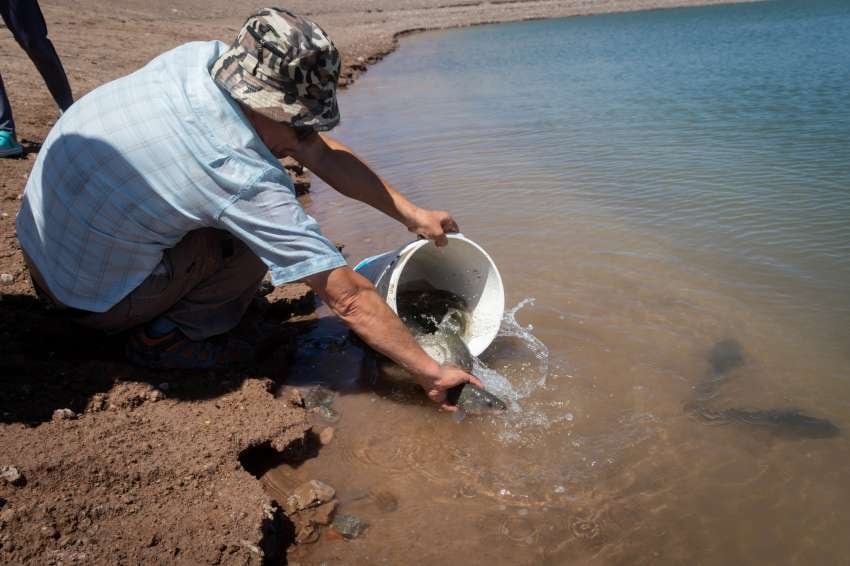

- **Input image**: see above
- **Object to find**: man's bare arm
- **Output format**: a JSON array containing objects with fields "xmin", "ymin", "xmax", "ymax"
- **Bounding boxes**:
[
  {"xmin": 290, "ymin": 134, "xmax": 459, "ymax": 246},
  {"xmin": 303, "ymin": 266, "xmax": 482, "ymax": 408}
]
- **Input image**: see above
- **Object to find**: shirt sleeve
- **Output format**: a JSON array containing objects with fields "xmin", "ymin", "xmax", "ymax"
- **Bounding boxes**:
[{"xmin": 215, "ymin": 167, "xmax": 346, "ymax": 285}]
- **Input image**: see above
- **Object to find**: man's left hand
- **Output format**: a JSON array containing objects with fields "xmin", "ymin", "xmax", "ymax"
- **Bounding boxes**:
[{"xmin": 407, "ymin": 208, "xmax": 460, "ymax": 247}]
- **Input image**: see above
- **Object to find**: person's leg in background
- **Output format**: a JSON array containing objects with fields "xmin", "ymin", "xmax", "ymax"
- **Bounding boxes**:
[
  {"xmin": 0, "ymin": 72, "xmax": 22, "ymax": 156},
  {"xmin": 0, "ymin": 0, "xmax": 73, "ymax": 157}
]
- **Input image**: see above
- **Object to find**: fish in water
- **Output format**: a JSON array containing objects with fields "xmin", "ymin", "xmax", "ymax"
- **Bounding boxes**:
[
  {"xmin": 694, "ymin": 338, "xmax": 746, "ymax": 401},
  {"xmin": 686, "ymin": 339, "xmax": 840, "ymax": 439},
  {"xmin": 378, "ymin": 285, "xmax": 507, "ymax": 415},
  {"xmin": 446, "ymin": 381, "xmax": 508, "ymax": 415},
  {"xmin": 689, "ymin": 405, "xmax": 840, "ymax": 439},
  {"xmin": 397, "ymin": 285, "xmax": 469, "ymax": 336}
]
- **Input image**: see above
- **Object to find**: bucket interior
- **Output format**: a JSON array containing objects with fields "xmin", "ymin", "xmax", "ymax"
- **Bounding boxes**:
[{"xmin": 389, "ymin": 237, "xmax": 504, "ymax": 356}]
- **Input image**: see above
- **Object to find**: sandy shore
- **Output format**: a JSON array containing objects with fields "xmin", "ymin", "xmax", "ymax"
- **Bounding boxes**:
[{"xmin": 1, "ymin": 1, "xmax": 748, "ymax": 563}]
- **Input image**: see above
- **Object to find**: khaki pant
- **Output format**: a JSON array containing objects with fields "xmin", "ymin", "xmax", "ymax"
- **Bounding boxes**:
[{"xmin": 26, "ymin": 229, "xmax": 267, "ymax": 340}]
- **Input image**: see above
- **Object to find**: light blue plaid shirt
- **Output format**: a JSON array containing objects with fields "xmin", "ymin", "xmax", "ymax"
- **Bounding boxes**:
[{"xmin": 16, "ymin": 40, "xmax": 345, "ymax": 313}]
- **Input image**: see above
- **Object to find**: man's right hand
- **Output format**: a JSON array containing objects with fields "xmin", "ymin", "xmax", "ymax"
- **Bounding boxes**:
[
  {"xmin": 304, "ymin": 266, "xmax": 479, "ymax": 410},
  {"xmin": 418, "ymin": 365, "xmax": 483, "ymax": 411}
]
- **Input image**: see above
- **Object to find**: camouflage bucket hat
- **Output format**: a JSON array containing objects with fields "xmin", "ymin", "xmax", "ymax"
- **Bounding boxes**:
[{"xmin": 211, "ymin": 7, "xmax": 340, "ymax": 130}]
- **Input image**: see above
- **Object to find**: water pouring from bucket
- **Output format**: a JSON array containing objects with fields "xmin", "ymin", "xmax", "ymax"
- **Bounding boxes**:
[{"xmin": 355, "ymin": 235, "xmax": 508, "ymax": 414}]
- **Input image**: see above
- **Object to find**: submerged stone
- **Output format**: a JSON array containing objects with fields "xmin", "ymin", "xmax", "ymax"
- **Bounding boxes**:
[
  {"xmin": 284, "ymin": 480, "xmax": 336, "ymax": 514},
  {"xmin": 302, "ymin": 386, "xmax": 336, "ymax": 410},
  {"xmin": 314, "ymin": 405, "xmax": 340, "ymax": 423},
  {"xmin": 319, "ymin": 427, "xmax": 335, "ymax": 445},
  {"xmin": 332, "ymin": 514, "xmax": 368, "ymax": 539}
]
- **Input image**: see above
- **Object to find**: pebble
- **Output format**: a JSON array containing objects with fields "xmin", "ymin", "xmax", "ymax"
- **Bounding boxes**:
[
  {"xmin": 0, "ymin": 466, "xmax": 25, "ymax": 487},
  {"xmin": 306, "ymin": 500, "xmax": 337, "ymax": 525},
  {"xmin": 314, "ymin": 405, "xmax": 340, "ymax": 423},
  {"xmin": 302, "ymin": 386, "xmax": 336, "ymax": 410},
  {"xmin": 157, "ymin": 382, "xmax": 170, "ymax": 391},
  {"xmin": 52, "ymin": 408, "xmax": 77, "ymax": 421},
  {"xmin": 0, "ymin": 273, "xmax": 13, "ymax": 286},
  {"xmin": 332, "ymin": 514, "xmax": 367, "ymax": 539},
  {"xmin": 294, "ymin": 523, "xmax": 319, "ymax": 544},
  {"xmin": 318, "ymin": 427, "xmax": 334, "ymax": 445},
  {"xmin": 284, "ymin": 480, "xmax": 336, "ymax": 514},
  {"xmin": 240, "ymin": 539, "xmax": 263, "ymax": 556}
]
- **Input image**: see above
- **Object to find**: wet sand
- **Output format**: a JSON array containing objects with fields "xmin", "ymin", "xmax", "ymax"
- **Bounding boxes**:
[{"xmin": 1, "ymin": 1, "xmax": 753, "ymax": 563}]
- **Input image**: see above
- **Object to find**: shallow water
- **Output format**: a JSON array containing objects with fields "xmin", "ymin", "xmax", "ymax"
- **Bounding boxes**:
[{"xmin": 270, "ymin": 1, "xmax": 850, "ymax": 563}]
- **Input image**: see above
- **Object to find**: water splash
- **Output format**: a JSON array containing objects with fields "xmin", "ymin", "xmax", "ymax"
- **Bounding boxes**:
[
  {"xmin": 469, "ymin": 298, "xmax": 553, "ymax": 422},
  {"xmin": 498, "ymin": 298, "xmax": 550, "ymax": 395}
]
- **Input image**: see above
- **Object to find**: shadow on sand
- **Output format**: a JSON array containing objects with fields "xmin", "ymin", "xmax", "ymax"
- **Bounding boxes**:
[{"xmin": 0, "ymin": 292, "xmax": 323, "ymax": 426}]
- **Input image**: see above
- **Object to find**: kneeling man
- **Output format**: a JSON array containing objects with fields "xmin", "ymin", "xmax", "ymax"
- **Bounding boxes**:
[{"xmin": 16, "ymin": 8, "xmax": 479, "ymax": 409}]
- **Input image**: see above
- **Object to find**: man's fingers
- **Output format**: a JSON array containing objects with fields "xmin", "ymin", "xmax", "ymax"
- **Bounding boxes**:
[
  {"xmin": 443, "ymin": 217, "xmax": 460, "ymax": 233},
  {"xmin": 433, "ymin": 233, "xmax": 448, "ymax": 247},
  {"xmin": 427, "ymin": 388, "xmax": 446, "ymax": 404},
  {"xmin": 467, "ymin": 374, "xmax": 484, "ymax": 388}
]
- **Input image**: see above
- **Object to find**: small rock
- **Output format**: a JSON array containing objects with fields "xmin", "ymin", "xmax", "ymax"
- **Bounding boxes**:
[
  {"xmin": 284, "ymin": 480, "xmax": 335, "ymax": 514},
  {"xmin": 0, "ymin": 273, "xmax": 13, "ymax": 286},
  {"xmin": 157, "ymin": 382, "xmax": 170, "ymax": 391},
  {"xmin": 148, "ymin": 390, "xmax": 164, "ymax": 402},
  {"xmin": 0, "ymin": 466, "xmax": 25, "ymax": 487},
  {"xmin": 299, "ymin": 500, "xmax": 337, "ymax": 526},
  {"xmin": 240, "ymin": 539, "xmax": 263, "ymax": 556},
  {"xmin": 294, "ymin": 522, "xmax": 319, "ymax": 545},
  {"xmin": 314, "ymin": 405, "xmax": 340, "ymax": 423},
  {"xmin": 319, "ymin": 427, "xmax": 334, "ymax": 445},
  {"xmin": 302, "ymin": 386, "xmax": 336, "ymax": 410},
  {"xmin": 332, "ymin": 514, "xmax": 368, "ymax": 539},
  {"xmin": 52, "ymin": 408, "xmax": 76, "ymax": 421},
  {"xmin": 41, "ymin": 525, "xmax": 59, "ymax": 539}
]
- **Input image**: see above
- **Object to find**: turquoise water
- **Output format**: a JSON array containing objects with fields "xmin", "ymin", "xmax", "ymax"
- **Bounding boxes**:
[{"xmin": 295, "ymin": 1, "xmax": 850, "ymax": 563}]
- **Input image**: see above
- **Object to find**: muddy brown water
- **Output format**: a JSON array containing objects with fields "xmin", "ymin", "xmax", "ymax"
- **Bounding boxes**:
[{"xmin": 267, "ymin": 3, "xmax": 850, "ymax": 564}]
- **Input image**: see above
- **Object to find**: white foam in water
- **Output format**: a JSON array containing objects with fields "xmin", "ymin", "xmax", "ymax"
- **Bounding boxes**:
[
  {"xmin": 468, "ymin": 298, "xmax": 552, "ymax": 419},
  {"xmin": 498, "ymin": 298, "xmax": 550, "ymax": 395}
]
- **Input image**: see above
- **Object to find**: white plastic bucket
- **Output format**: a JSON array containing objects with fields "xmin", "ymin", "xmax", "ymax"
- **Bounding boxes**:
[{"xmin": 354, "ymin": 234, "xmax": 504, "ymax": 356}]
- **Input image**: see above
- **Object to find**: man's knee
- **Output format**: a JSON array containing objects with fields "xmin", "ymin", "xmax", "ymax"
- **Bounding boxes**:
[{"xmin": 228, "ymin": 235, "xmax": 268, "ymax": 282}]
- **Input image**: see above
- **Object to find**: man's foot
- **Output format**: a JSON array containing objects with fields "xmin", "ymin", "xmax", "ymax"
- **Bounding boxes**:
[
  {"xmin": 125, "ymin": 326, "xmax": 255, "ymax": 369},
  {"xmin": 0, "ymin": 131, "xmax": 23, "ymax": 158}
]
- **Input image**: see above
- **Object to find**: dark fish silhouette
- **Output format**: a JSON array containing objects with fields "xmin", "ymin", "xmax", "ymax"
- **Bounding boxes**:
[
  {"xmin": 688, "ymin": 405, "xmax": 840, "ymax": 439},
  {"xmin": 687, "ymin": 339, "xmax": 839, "ymax": 439}
]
